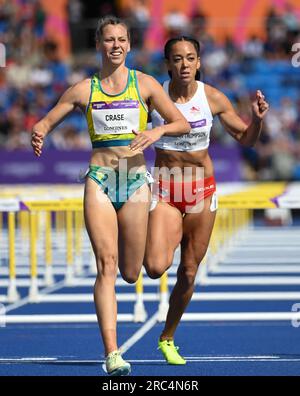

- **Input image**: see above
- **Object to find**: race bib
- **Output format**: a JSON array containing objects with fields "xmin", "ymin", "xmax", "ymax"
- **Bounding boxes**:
[
  {"xmin": 92, "ymin": 100, "xmax": 140, "ymax": 135},
  {"xmin": 173, "ymin": 119, "xmax": 209, "ymax": 150}
]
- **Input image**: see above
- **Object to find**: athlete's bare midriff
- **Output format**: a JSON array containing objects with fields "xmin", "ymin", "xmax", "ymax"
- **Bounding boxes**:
[
  {"xmin": 155, "ymin": 147, "xmax": 214, "ymax": 179},
  {"xmin": 90, "ymin": 146, "xmax": 147, "ymax": 173}
]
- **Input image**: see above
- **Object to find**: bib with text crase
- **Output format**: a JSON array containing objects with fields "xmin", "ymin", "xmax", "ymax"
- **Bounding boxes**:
[{"xmin": 92, "ymin": 100, "xmax": 140, "ymax": 135}]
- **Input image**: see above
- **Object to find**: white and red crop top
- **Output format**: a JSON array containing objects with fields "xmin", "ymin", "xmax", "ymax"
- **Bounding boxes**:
[{"xmin": 151, "ymin": 80, "xmax": 213, "ymax": 151}]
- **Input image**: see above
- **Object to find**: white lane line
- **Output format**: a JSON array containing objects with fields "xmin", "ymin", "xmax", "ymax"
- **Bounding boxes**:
[
  {"xmin": 119, "ymin": 312, "xmax": 159, "ymax": 354},
  {"xmin": 4, "ymin": 270, "xmax": 300, "ymax": 288},
  {"xmin": 0, "ymin": 271, "xmax": 95, "ymax": 289},
  {"xmin": 4, "ymin": 314, "xmax": 134, "ymax": 323},
  {"xmin": 235, "ymin": 244, "xmax": 300, "ymax": 248},
  {"xmin": 37, "ymin": 293, "xmax": 158, "ymax": 303},
  {"xmin": 0, "ymin": 275, "xmax": 177, "ymax": 288},
  {"xmin": 211, "ymin": 266, "xmax": 300, "ymax": 274},
  {"xmin": 64, "ymin": 278, "xmax": 175, "ymax": 287},
  {"xmin": 4, "ymin": 270, "xmax": 91, "ymax": 313},
  {"xmin": 22, "ymin": 291, "xmax": 300, "ymax": 303},
  {"xmin": 192, "ymin": 292, "xmax": 300, "ymax": 301},
  {"xmin": 1, "ymin": 356, "xmax": 300, "ymax": 364},
  {"xmin": 201, "ymin": 276, "xmax": 300, "ymax": 285},
  {"xmin": 66, "ymin": 275, "xmax": 300, "ymax": 288},
  {"xmin": 7, "ymin": 311, "xmax": 298, "ymax": 324},
  {"xmin": 245, "ymin": 228, "xmax": 300, "ymax": 233},
  {"xmin": 79, "ymin": 274, "xmax": 275, "ymax": 288},
  {"xmin": 181, "ymin": 312, "xmax": 300, "ymax": 321},
  {"xmin": 0, "ymin": 358, "xmax": 57, "ymax": 362},
  {"xmin": 0, "ymin": 268, "xmax": 68, "ymax": 276},
  {"xmin": 0, "ymin": 279, "xmax": 50, "ymax": 287},
  {"xmin": 234, "ymin": 239, "xmax": 300, "ymax": 243},
  {"xmin": 4, "ymin": 281, "xmax": 68, "ymax": 313},
  {"xmin": 220, "ymin": 258, "xmax": 300, "ymax": 265},
  {"xmin": 231, "ymin": 246, "xmax": 300, "ymax": 251}
]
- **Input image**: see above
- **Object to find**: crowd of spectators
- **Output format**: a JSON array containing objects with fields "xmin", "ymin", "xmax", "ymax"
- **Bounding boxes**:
[{"xmin": 0, "ymin": 0, "xmax": 300, "ymax": 181}]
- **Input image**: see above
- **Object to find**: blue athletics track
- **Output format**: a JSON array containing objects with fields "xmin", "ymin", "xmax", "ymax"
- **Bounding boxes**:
[{"xmin": 1, "ymin": 219, "xmax": 300, "ymax": 376}]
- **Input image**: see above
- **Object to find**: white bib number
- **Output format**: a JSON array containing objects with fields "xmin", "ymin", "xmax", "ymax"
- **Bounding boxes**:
[{"xmin": 92, "ymin": 100, "xmax": 140, "ymax": 135}]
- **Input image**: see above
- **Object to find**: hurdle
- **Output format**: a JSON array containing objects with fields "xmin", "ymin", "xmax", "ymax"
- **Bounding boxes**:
[
  {"xmin": 0, "ymin": 196, "xmax": 87, "ymax": 302},
  {"xmin": 0, "ymin": 198, "xmax": 21, "ymax": 302}
]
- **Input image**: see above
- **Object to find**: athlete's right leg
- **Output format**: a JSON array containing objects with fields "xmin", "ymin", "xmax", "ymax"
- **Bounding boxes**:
[
  {"xmin": 144, "ymin": 202, "xmax": 183, "ymax": 279},
  {"xmin": 84, "ymin": 177, "xmax": 119, "ymax": 356}
]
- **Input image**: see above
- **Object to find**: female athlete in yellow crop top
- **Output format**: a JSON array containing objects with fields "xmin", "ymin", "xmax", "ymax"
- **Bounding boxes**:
[
  {"xmin": 31, "ymin": 16, "xmax": 189, "ymax": 376},
  {"xmin": 86, "ymin": 69, "xmax": 148, "ymax": 148}
]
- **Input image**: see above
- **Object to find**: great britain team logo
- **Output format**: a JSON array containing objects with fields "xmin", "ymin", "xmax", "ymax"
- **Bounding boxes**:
[{"xmin": 190, "ymin": 106, "xmax": 201, "ymax": 114}]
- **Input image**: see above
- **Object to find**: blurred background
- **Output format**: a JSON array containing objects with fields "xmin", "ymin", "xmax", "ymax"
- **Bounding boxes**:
[{"xmin": 0, "ymin": 0, "xmax": 300, "ymax": 184}]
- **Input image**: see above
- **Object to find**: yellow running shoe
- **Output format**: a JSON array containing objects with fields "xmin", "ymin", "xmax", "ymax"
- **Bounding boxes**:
[
  {"xmin": 158, "ymin": 339, "xmax": 186, "ymax": 365},
  {"xmin": 105, "ymin": 350, "xmax": 131, "ymax": 376}
]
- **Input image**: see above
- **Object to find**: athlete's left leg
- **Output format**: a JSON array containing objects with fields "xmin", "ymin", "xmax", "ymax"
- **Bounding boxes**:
[
  {"xmin": 160, "ymin": 194, "xmax": 217, "ymax": 340},
  {"xmin": 117, "ymin": 183, "xmax": 151, "ymax": 283}
]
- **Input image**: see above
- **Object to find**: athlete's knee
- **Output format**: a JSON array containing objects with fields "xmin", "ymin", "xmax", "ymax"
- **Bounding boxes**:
[
  {"xmin": 95, "ymin": 252, "xmax": 118, "ymax": 278},
  {"xmin": 120, "ymin": 268, "xmax": 140, "ymax": 284},
  {"xmin": 123, "ymin": 274, "xmax": 139, "ymax": 284},
  {"xmin": 144, "ymin": 257, "xmax": 168, "ymax": 279},
  {"xmin": 145, "ymin": 267, "xmax": 165, "ymax": 279}
]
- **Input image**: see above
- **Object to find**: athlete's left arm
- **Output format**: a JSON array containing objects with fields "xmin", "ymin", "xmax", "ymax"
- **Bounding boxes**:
[{"xmin": 207, "ymin": 85, "xmax": 269, "ymax": 147}]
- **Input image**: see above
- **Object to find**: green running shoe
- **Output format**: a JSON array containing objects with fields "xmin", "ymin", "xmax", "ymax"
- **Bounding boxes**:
[
  {"xmin": 158, "ymin": 339, "xmax": 186, "ymax": 365},
  {"xmin": 105, "ymin": 350, "xmax": 131, "ymax": 376}
]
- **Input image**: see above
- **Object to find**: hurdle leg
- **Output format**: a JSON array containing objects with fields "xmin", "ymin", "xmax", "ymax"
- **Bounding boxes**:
[
  {"xmin": 65, "ymin": 210, "xmax": 75, "ymax": 285},
  {"xmin": 55, "ymin": 211, "xmax": 65, "ymax": 251},
  {"xmin": 74, "ymin": 211, "xmax": 83, "ymax": 275},
  {"xmin": 19, "ymin": 211, "xmax": 29, "ymax": 256},
  {"xmin": 44, "ymin": 211, "xmax": 54, "ymax": 286},
  {"xmin": 158, "ymin": 272, "xmax": 169, "ymax": 322},
  {"xmin": 134, "ymin": 271, "xmax": 147, "ymax": 322},
  {"xmin": 7, "ymin": 212, "xmax": 20, "ymax": 302},
  {"xmin": 29, "ymin": 211, "xmax": 39, "ymax": 302},
  {"xmin": 20, "ymin": 211, "xmax": 29, "ymax": 240}
]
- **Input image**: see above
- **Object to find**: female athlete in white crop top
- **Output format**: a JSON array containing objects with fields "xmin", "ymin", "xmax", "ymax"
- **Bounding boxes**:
[
  {"xmin": 143, "ymin": 36, "xmax": 269, "ymax": 364},
  {"xmin": 151, "ymin": 79, "xmax": 213, "ymax": 152}
]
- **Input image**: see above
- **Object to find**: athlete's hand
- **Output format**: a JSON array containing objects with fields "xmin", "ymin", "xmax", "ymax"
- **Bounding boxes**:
[
  {"xmin": 130, "ymin": 128, "xmax": 164, "ymax": 151},
  {"xmin": 31, "ymin": 129, "xmax": 45, "ymax": 157},
  {"xmin": 252, "ymin": 90, "xmax": 269, "ymax": 120}
]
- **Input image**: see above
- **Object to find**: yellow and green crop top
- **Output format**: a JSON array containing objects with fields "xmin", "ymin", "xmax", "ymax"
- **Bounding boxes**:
[{"xmin": 86, "ymin": 69, "xmax": 148, "ymax": 148}]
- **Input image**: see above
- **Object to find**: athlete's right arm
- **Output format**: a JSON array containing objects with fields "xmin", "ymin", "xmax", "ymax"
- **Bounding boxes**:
[
  {"xmin": 31, "ymin": 80, "xmax": 88, "ymax": 157},
  {"xmin": 130, "ymin": 74, "xmax": 190, "ymax": 151}
]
